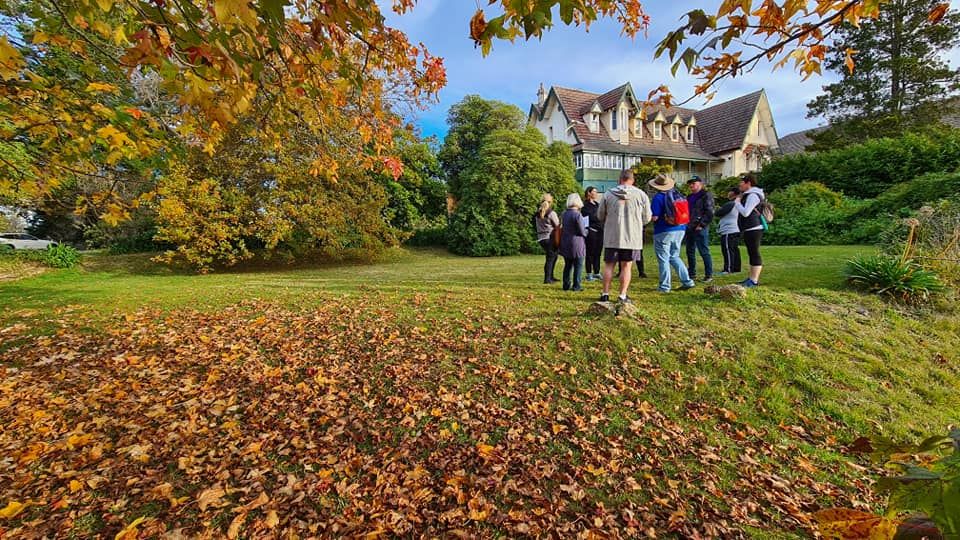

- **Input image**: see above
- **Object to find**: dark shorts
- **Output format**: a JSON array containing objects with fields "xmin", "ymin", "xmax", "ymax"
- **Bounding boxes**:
[{"xmin": 603, "ymin": 248, "xmax": 642, "ymax": 263}]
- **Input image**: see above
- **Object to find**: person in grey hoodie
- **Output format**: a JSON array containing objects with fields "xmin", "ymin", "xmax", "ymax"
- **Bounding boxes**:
[
  {"xmin": 596, "ymin": 169, "xmax": 652, "ymax": 303},
  {"xmin": 714, "ymin": 186, "xmax": 742, "ymax": 274},
  {"xmin": 733, "ymin": 173, "xmax": 765, "ymax": 287}
]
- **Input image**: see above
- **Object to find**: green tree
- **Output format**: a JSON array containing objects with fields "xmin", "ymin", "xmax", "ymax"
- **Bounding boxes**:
[
  {"xmin": 630, "ymin": 161, "xmax": 674, "ymax": 184},
  {"xmin": 439, "ymin": 95, "xmax": 526, "ymax": 199},
  {"xmin": 446, "ymin": 126, "xmax": 576, "ymax": 257},
  {"xmin": 806, "ymin": 0, "xmax": 960, "ymax": 146},
  {"xmin": 380, "ymin": 130, "xmax": 445, "ymax": 233}
]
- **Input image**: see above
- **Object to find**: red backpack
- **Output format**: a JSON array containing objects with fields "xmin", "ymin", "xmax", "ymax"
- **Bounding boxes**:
[{"xmin": 663, "ymin": 189, "xmax": 690, "ymax": 226}]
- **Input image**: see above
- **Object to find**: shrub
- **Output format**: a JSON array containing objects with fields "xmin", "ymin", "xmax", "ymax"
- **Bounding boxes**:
[
  {"xmin": 859, "ymin": 170, "xmax": 960, "ymax": 217},
  {"xmin": 405, "ymin": 221, "xmax": 447, "ymax": 247},
  {"xmin": 0, "ymin": 244, "xmax": 81, "ymax": 269},
  {"xmin": 767, "ymin": 181, "xmax": 843, "ymax": 210},
  {"xmin": 84, "ymin": 208, "xmax": 167, "ymax": 254},
  {"xmin": 762, "ymin": 131, "xmax": 960, "ymax": 198},
  {"xmin": 709, "ymin": 176, "xmax": 740, "ymax": 199},
  {"xmin": 42, "ymin": 244, "xmax": 80, "ymax": 268},
  {"xmin": 761, "ymin": 182, "xmax": 867, "ymax": 245},
  {"xmin": 844, "ymin": 253, "xmax": 945, "ymax": 304}
]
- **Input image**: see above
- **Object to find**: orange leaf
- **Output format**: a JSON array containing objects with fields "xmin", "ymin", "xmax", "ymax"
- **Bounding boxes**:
[
  {"xmin": 928, "ymin": 3, "xmax": 949, "ymax": 24},
  {"xmin": 813, "ymin": 508, "xmax": 899, "ymax": 539},
  {"xmin": 844, "ymin": 48, "xmax": 858, "ymax": 74}
]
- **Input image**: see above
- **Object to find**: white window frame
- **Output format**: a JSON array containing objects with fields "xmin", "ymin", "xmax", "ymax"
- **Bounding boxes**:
[
  {"xmin": 611, "ymin": 110, "xmax": 617, "ymax": 131},
  {"xmin": 634, "ymin": 119, "xmax": 642, "ymax": 137},
  {"xmin": 671, "ymin": 124, "xmax": 679, "ymax": 141},
  {"xmin": 686, "ymin": 126, "xmax": 694, "ymax": 143},
  {"xmin": 653, "ymin": 122, "xmax": 662, "ymax": 140}
]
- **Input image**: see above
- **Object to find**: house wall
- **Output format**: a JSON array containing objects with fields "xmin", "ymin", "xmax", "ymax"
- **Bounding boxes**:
[{"xmin": 531, "ymin": 98, "xmax": 577, "ymax": 144}]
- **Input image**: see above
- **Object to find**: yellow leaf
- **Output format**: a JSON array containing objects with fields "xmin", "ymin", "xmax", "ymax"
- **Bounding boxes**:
[
  {"xmin": 96, "ymin": 0, "xmax": 115, "ymax": 11},
  {"xmin": 814, "ymin": 508, "xmax": 899, "ymax": 540},
  {"xmin": 264, "ymin": 510, "xmax": 279, "ymax": 528},
  {"xmin": 86, "ymin": 82, "xmax": 119, "ymax": 94},
  {"xmin": 91, "ymin": 20, "xmax": 111, "ymax": 38},
  {"xmin": 114, "ymin": 25, "xmax": 128, "ymax": 45},
  {"xmin": 476, "ymin": 443, "xmax": 496, "ymax": 459},
  {"xmin": 0, "ymin": 36, "xmax": 25, "ymax": 80},
  {"xmin": 114, "ymin": 516, "xmax": 147, "ymax": 540},
  {"xmin": 69, "ymin": 480, "xmax": 83, "ymax": 493},
  {"xmin": 0, "ymin": 501, "xmax": 26, "ymax": 519},
  {"xmin": 67, "ymin": 433, "xmax": 93, "ymax": 449}
]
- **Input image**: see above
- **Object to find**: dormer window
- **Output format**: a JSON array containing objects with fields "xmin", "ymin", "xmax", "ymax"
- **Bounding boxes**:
[
  {"xmin": 634, "ymin": 119, "xmax": 642, "ymax": 137},
  {"xmin": 671, "ymin": 124, "xmax": 679, "ymax": 141},
  {"xmin": 612, "ymin": 110, "xmax": 617, "ymax": 131},
  {"xmin": 686, "ymin": 126, "xmax": 694, "ymax": 143},
  {"xmin": 591, "ymin": 113, "xmax": 599, "ymax": 133},
  {"xmin": 653, "ymin": 122, "xmax": 662, "ymax": 140}
]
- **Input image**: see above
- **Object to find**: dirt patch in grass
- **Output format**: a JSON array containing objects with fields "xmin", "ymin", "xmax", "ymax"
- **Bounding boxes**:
[{"xmin": 0, "ymin": 260, "xmax": 45, "ymax": 281}]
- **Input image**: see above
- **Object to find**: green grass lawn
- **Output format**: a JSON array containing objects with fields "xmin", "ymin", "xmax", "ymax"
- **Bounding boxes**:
[{"xmin": 1, "ymin": 245, "xmax": 957, "ymax": 538}]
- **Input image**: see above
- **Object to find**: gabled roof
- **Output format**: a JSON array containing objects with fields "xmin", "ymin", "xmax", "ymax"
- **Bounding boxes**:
[
  {"xmin": 778, "ymin": 126, "xmax": 827, "ymax": 155},
  {"xmin": 695, "ymin": 90, "xmax": 764, "ymax": 154},
  {"xmin": 595, "ymin": 83, "xmax": 632, "ymax": 112},
  {"xmin": 541, "ymin": 83, "xmax": 770, "ymax": 161}
]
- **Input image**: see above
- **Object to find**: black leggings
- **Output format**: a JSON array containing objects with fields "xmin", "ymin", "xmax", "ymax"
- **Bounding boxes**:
[
  {"xmin": 742, "ymin": 229, "xmax": 763, "ymax": 266},
  {"xmin": 539, "ymin": 238, "xmax": 559, "ymax": 281},
  {"xmin": 720, "ymin": 233, "xmax": 741, "ymax": 273},
  {"xmin": 585, "ymin": 230, "xmax": 603, "ymax": 274}
]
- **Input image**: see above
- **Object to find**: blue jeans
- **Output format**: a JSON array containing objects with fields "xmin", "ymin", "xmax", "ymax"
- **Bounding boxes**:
[
  {"xmin": 654, "ymin": 230, "xmax": 694, "ymax": 292},
  {"xmin": 685, "ymin": 226, "xmax": 713, "ymax": 278},
  {"xmin": 562, "ymin": 256, "xmax": 583, "ymax": 290}
]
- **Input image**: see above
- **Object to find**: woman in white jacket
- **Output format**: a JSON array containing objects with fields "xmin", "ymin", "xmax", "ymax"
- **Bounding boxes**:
[{"xmin": 733, "ymin": 174, "xmax": 765, "ymax": 288}]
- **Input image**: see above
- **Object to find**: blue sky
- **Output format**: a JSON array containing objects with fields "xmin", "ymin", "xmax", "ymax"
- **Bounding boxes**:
[{"xmin": 385, "ymin": 1, "xmax": 960, "ymax": 141}]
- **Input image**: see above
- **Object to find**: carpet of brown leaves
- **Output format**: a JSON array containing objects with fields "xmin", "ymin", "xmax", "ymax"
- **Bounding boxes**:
[{"xmin": 0, "ymin": 300, "xmax": 878, "ymax": 538}]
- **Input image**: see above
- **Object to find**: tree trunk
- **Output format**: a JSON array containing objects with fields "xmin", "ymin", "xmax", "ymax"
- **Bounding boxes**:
[{"xmin": 889, "ymin": 0, "xmax": 904, "ymax": 115}]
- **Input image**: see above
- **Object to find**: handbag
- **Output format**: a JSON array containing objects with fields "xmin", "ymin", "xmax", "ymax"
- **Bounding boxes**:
[{"xmin": 552, "ymin": 224, "xmax": 562, "ymax": 249}]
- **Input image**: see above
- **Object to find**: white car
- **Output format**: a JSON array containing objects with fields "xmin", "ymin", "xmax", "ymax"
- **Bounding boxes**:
[{"xmin": 0, "ymin": 233, "xmax": 58, "ymax": 250}]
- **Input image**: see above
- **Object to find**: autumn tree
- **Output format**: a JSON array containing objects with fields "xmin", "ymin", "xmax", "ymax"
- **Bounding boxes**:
[
  {"xmin": 0, "ymin": 0, "xmax": 940, "ymax": 256},
  {"xmin": 806, "ymin": 0, "xmax": 960, "ymax": 147},
  {"xmin": 154, "ymin": 118, "xmax": 401, "ymax": 271}
]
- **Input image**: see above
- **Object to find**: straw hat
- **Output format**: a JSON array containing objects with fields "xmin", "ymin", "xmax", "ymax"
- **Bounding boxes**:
[{"xmin": 647, "ymin": 174, "xmax": 675, "ymax": 191}]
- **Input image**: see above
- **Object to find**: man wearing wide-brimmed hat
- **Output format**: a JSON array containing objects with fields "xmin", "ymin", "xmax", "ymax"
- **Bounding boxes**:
[
  {"xmin": 596, "ymin": 169, "xmax": 652, "ymax": 303},
  {"xmin": 648, "ymin": 174, "xmax": 696, "ymax": 293}
]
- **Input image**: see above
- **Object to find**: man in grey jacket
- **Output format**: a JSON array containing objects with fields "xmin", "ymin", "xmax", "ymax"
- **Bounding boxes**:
[{"xmin": 596, "ymin": 169, "xmax": 652, "ymax": 303}]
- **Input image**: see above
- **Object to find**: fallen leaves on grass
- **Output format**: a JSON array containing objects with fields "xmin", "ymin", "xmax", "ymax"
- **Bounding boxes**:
[{"xmin": 0, "ymin": 300, "xmax": 878, "ymax": 537}]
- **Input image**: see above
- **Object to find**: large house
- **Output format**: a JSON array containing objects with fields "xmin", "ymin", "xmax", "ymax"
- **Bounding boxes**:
[{"xmin": 528, "ymin": 83, "xmax": 780, "ymax": 190}]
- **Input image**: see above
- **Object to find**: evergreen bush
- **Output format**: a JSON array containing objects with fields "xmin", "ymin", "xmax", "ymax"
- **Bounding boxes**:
[{"xmin": 762, "ymin": 132, "xmax": 960, "ymax": 198}]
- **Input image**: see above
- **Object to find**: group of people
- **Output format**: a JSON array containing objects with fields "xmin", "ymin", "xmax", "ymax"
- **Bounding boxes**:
[{"xmin": 534, "ymin": 170, "xmax": 766, "ymax": 302}]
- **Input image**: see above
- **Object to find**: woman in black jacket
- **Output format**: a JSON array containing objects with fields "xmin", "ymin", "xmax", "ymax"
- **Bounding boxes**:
[{"xmin": 581, "ymin": 187, "xmax": 603, "ymax": 281}]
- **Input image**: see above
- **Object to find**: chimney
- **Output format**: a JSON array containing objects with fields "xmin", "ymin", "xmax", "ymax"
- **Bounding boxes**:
[{"xmin": 537, "ymin": 83, "xmax": 546, "ymax": 107}]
